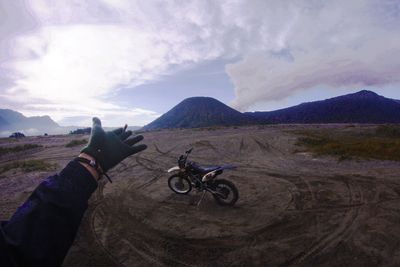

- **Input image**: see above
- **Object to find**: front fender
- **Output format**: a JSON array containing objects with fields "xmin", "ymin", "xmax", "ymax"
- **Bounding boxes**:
[{"xmin": 167, "ymin": 166, "xmax": 180, "ymax": 173}]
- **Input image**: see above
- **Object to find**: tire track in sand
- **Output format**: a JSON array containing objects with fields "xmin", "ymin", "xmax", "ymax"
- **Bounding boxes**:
[{"xmin": 282, "ymin": 176, "xmax": 363, "ymax": 266}]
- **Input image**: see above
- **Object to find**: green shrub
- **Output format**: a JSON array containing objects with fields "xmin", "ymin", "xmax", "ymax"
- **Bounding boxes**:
[
  {"xmin": 0, "ymin": 160, "xmax": 57, "ymax": 175},
  {"xmin": 0, "ymin": 144, "xmax": 42, "ymax": 156},
  {"xmin": 296, "ymin": 137, "xmax": 329, "ymax": 146},
  {"xmin": 375, "ymin": 125, "xmax": 400, "ymax": 138},
  {"xmin": 296, "ymin": 130, "xmax": 400, "ymax": 161},
  {"xmin": 65, "ymin": 139, "xmax": 87, "ymax": 148}
]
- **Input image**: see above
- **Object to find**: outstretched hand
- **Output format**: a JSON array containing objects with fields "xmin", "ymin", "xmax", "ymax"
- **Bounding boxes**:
[{"xmin": 81, "ymin": 117, "xmax": 147, "ymax": 173}]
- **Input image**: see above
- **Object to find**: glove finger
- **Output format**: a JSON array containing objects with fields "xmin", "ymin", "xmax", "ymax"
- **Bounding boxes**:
[
  {"xmin": 120, "ymin": 130, "xmax": 132, "ymax": 141},
  {"xmin": 125, "ymin": 135, "xmax": 144, "ymax": 146},
  {"xmin": 92, "ymin": 117, "xmax": 102, "ymax": 128},
  {"xmin": 113, "ymin": 127, "xmax": 124, "ymax": 136},
  {"xmin": 130, "ymin": 144, "xmax": 147, "ymax": 155}
]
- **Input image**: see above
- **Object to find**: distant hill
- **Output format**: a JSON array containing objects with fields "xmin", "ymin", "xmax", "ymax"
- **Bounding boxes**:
[
  {"xmin": 142, "ymin": 97, "xmax": 255, "ymax": 130},
  {"xmin": 142, "ymin": 90, "xmax": 400, "ymax": 130},
  {"xmin": 246, "ymin": 90, "xmax": 400, "ymax": 124},
  {"xmin": 0, "ymin": 109, "xmax": 61, "ymax": 136},
  {"xmin": 0, "ymin": 116, "xmax": 9, "ymax": 128},
  {"xmin": 0, "ymin": 109, "xmax": 143, "ymax": 137}
]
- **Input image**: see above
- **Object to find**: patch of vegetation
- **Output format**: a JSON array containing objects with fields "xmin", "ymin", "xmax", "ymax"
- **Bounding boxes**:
[
  {"xmin": 65, "ymin": 139, "xmax": 87, "ymax": 148},
  {"xmin": 9, "ymin": 132, "xmax": 25, "ymax": 138},
  {"xmin": 296, "ymin": 128, "xmax": 400, "ymax": 161},
  {"xmin": 0, "ymin": 160, "xmax": 57, "ymax": 175},
  {"xmin": 0, "ymin": 144, "xmax": 42, "ymax": 156},
  {"xmin": 375, "ymin": 124, "xmax": 400, "ymax": 138}
]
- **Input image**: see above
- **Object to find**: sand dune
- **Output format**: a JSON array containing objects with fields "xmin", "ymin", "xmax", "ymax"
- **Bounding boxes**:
[{"xmin": 1, "ymin": 125, "xmax": 400, "ymax": 266}]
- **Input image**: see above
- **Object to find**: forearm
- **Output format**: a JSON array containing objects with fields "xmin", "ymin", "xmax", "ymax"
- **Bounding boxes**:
[
  {"xmin": 1, "ymin": 160, "xmax": 97, "ymax": 266},
  {"xmin": 0, "ymin": 116, "xmax": 146, "ymax": 266},
  {"xmin": 77, "ymin": 152, "xmax": 102, "ymax": 181}
]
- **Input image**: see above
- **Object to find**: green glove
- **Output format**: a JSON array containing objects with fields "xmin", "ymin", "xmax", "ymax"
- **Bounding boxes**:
[{"xmin": 81, "ymin": 117, "xmax": 147, "ymax": 173}]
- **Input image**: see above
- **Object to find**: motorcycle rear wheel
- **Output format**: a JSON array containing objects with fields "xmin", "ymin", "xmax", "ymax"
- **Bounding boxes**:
[
  {"xmin": 212, "ymin": 179, "xmax": 239, "ymax": 206},
  {"xmin": 168, "ymin": 174, "xmax": 192, "ymax": 194}
]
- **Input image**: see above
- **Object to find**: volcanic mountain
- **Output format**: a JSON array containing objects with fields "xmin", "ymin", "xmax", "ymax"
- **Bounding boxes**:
[
  {"xmin": 142, "ymin": 97, "xmax": 255, "ymax": 130},
  {"xmin": 143, "ymin": 90, "xmax": 400, "ymax": 130},
  {"xmin": 245, "ymin": 90, "xmax": 400, "ymax": 124}
]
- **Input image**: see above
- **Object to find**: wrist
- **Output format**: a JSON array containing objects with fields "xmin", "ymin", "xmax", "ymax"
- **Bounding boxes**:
[{"xmin": 77, "ymin": 153, "xmax": 102, "ymax": 181}]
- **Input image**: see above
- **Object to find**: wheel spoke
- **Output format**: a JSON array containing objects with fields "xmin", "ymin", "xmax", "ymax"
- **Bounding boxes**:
[
  {"xmin": 212, "ymin": 179, "xmax": 239, "ymax": 206},
  {"xmin": 168, "ymin": 174, "xmax": 191, "ymax": 194}
]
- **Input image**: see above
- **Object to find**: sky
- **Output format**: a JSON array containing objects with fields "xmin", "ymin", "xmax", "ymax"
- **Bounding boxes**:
[{"xmin": 0, "ymin": 0, "xmax": 399, "ymax": 127}]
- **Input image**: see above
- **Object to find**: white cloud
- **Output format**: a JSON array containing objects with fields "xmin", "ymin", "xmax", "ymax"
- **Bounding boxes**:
[
  {"xmin": 225, "ymin": 0, "xmax": 400, "ymax": 110},
  {"xmin": 3, "ymin": 0, "xmax": 234, "ymax": 125},
  {"xmin": 227, "ymin": 36, "xmax": 400, "ymax": 110},
  {"xmin": 11, "ymin": 25, "xmax": 168, "ymax": 101},
  {"xmin": 1, "ymin": 0, "xmax": 400, "ymax": 121}
]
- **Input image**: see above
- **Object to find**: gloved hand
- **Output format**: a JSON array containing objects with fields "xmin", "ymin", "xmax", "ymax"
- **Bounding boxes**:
[{"xmin": 81, "ymin": 117, "xmax": 147, "ymax": 173}]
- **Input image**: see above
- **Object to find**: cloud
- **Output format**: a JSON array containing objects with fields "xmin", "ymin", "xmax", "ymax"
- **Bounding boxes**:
[
  {"xmin": 227, "ymin": 36, "xmax": 400, "ymax": 110},
  {"xmin": 3, "ymin": 0, "xmax": 236, "ymax": 125},
  {"xmin": 225, "ymin": 0, "xmax": 400, "ymax": 110},
  {"xmin": 5, "ymin": 23, "xmax": 174, "ymax": 125},
  {"xmin": 11, "ymin": 25, "xmax": 169, "ymax": 100},
  {"xmin": 1, "ymin": 0, "xmax": 400, "ymax": 121}
]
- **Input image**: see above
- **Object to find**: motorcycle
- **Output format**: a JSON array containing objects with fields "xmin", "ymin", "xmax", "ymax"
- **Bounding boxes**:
[{"xmin": 167, "ymin": 148, "xmax": 239, "ymax": 206}]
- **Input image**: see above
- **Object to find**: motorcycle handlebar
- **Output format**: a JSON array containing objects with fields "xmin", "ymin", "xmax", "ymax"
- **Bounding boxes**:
[{"xmin": 179, "ymin": 148, "xmax": 193, "ymax": 167}]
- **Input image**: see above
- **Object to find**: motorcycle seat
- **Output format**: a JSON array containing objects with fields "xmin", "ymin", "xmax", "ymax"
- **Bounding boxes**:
[{"xmin": 192, "ymin": 163, "xmax": 221, "ymax": 173}]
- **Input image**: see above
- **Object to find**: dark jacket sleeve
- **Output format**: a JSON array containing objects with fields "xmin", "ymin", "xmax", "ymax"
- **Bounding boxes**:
[{"xmin": 0, "ymin": 160, "xmax": 98, "ymax": 267}]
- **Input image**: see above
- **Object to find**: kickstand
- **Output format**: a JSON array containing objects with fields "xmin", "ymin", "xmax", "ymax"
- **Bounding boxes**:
[{"xmin": 197, "ymin": 190, "xmax": 207, "ymax": 207}]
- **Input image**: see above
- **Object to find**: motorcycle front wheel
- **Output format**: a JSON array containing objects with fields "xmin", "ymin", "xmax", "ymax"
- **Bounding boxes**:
[
  {"xmin": 168, "ymin": 174, "xmax": 192, "ymax": 194},
  {"xmin": 212, "ymin": 179, "xmax": 239, "ymax": 206}
]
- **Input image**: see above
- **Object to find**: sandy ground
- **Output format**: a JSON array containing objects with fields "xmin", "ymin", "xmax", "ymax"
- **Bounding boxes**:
[{"xmin": 1, "ymin": 125, "xmax": 400, "ymax": 267}]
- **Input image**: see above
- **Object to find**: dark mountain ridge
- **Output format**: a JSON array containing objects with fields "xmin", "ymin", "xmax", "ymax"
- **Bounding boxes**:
[
  {"xmin": 143, "ymin": 90, "xmax": 400, "ymax": 130},
  {"xmin": 246, "ymin": 90, "xmax": 400, "ymax": 124}
]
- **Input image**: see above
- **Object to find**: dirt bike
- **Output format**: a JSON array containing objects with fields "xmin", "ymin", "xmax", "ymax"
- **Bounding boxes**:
[{"xmin": 167, "ymin": 148, "xmax": 239, "ymax": 206}]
